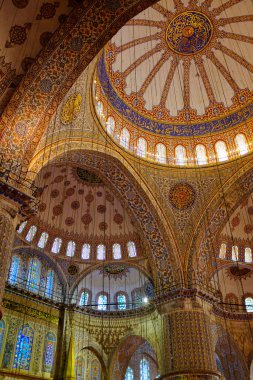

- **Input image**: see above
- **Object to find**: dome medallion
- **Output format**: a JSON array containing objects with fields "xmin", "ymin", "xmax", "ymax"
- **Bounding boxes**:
[{"xmin": 166, "ymin": 11, "xmax": 213, "ymax": 55}]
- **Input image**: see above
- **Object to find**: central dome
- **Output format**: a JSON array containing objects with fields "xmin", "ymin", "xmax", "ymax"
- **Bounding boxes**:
[{"xmin": 93, "ymin": 0, "xmax": 253, "ymax": 165}]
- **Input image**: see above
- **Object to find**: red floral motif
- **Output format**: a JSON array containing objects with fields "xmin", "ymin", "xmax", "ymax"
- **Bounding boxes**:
[
  {"xmin": 99, "ymin": 222, "xmax": 108, "ymax": 231},
  {"xmin": 65, "ymin": 217, "xmax": 74, "ymax": 226},
  {"xmin": 51, "ymin": 189, "xmax": 59, "ymax": 198},
  {"xmin": 36, "ymin": 2, "xmax": 59, "ymax": 20},
  {"xmin": 53, "ymin": 205, "xmax": 63, "ymax": 216},
  {"xmin": 81, "ymin": 213, "xmax": 92, "ymax": 225},
  {"xmin": 244, "ymin": 224, "xmax": 253, "ymax": 234},
  {"xmin": 114, "ymin": 213, "xmax": 123, "ymax": 224},
  {"xmin": 97, "ymin": 205, "xmax": 106, "ymax": 213},
  {"xmin": 231, "ymin": 215, "xmax": 240, "ymax": 228}
]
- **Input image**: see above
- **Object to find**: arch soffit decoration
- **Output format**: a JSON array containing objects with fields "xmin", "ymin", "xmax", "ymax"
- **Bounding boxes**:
[
  {"xmin": 32, "ymin": 150, "xmax": 182, "ymax": 287},
  {"xmin": 12, "ymin": 246, "xmax": 68, "ymax": 289},
  {"xmin": 0, "ymin": 0, "xmax": 159, "ymax": 164},
  {"xmin": 187, "ymin": 160, "xmax": 253, "ymax": 285},
  {"xmin": 109, "ymin": 335, "xmax": 150, "ymax": 380},
  {"xmin": 79, "ymin": 346, "xmax": 107, "ymax": 378}
]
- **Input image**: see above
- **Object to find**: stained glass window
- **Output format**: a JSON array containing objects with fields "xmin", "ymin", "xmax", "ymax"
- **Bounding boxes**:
[
  {"xmin": 245, "ymin": 297, "xmax": 253, "ymax": 313},
  {"xmin": 113, "ymin": 243, "xmax": 122, "ymax": 260},
  {"xmin": 38, "ymin": 232, "xmax": 49, "ymax": 249},
  {"xmin": 106, "ymin": 116, "xmax": 115, "ymax": 135},
  {"xmin": 81, "ymin": 244, "xmax": 91, "ymax": 260},
  {"xmin": 66, "ymin": 241, "xmax": 76, "ymax": 257},
  {"xmin": 0, "ymin": 320, "xmax": 5, "ymax": 355},
  {"xmin": 125, "ymin": 366, "xmax": 134, "ymax": 380},
  {"xmin": 231, "ymin": 245, "xmax": 239, "ymax": 261},
  {"xmin": 117, "ymin": 294, "xmax": 126, "ymax": 310},
  {"xmin": 98, "ymin": 294, "xmax": 107, "ymax": 311},
  {"xmin": 137, "ymin": 138, "xmax": 147, "ymax": 158},
  {"xmin": 219, "ymin": 243, "xmax": 226, "ymax": 259},
  {"xmin": 9, "ymin": 255, "xmax": 20, "ymax": 285},
  {"xmin": 51, "ymin": 238, "xmax": 62, "ymax": 254},
  {"xmin": 196, "ymin": 144, "xmax": 207, "ymax": 165},
  {"xmin": 27, "ymin": 258, "xmax": 41, "ymax": 293},
  {"xmin": 97, "ymin": 244, "xmax": 106, "ymax": 260},
  {"xmin": 45, "ymin": 270, "xmax": 54, "ymax": 298},
  {"xmin": 25, "ymin": 225, "xmax": 37, "ymax": 242},
  {"xmin": 79, "ymin": 291, "xmax": 89, "ymax": 306},
  {"xmin": 235, "ymin": 133, "xmax": 248, "ymax": 155},
  {"xmin": 43, "ymin": 332, "xmax": 56, "ymax": 373},
  {"xmin": 76, "ymin": 355, "xmax": 85, "ymax": 380},
  {"xmin": 17, "ymin": 221, "xmax": 27, "ymax": 234},
  {"xmin": 156, "ymin": 143, "xmax": 166, "ymax": 164},
  {"xmin": 140, "ymin": 358, "xmax": 150, "ymax": 380},
  {"xmin": 215, "ymin": 141, "xmax": 228, "ymax": 162},
  {"xmin": 13, "ymin": 324, "xmax": 34, "ymax": 370},
  {"xmin": 120, "ymin": 128, "xmax": 130, "ymax": 149},
  {"xmin": 91, "ymin": 358, "xmax": 101, "ymax": 380},
  {"xmin": 245, "ymin": 247, "xmax": 252, "ymax": 263},
  {"xmin": 127, "ymin": 241, "xmax": 137, "ymax": 257},
  {"xmin": 175, "ymin": 145, "xmax": 187, "ymax": 165}
]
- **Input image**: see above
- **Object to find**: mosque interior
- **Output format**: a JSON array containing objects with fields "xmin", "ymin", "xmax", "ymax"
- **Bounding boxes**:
[{"xmin": 0, "ymin": 0, "xmax": 253, "ymax": 379}]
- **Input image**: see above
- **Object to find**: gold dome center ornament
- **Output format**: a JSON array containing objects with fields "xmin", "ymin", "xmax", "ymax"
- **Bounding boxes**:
[{"xmin": 166, "ymin": 11, "xmax": 213, "ymax": 55}]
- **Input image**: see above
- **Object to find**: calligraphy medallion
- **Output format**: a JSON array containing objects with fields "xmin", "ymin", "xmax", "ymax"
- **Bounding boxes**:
[{"xmin": 166, "ymin": 11, "xmax": 213, "ymax": 55}]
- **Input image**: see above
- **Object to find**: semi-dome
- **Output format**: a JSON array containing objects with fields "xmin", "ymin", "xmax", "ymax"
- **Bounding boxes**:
[{"xmin": 93, "ymin": 0, "xmax": 253, "ymax": 166}]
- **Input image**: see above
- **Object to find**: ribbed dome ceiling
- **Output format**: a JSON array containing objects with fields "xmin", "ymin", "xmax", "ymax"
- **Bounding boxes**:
[{"xmin": 96, "ymin": 0, "xmax": 253, "ymax": 136}]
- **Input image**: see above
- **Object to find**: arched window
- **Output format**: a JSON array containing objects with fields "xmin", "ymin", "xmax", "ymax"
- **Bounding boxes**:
[
  {"xmin": 245, "ymin": 247, "xmax": 252, "ymax": 263},
  {"xmin": 140, "ymin": 358, "xmax": 150, "ymax": 380},
  {"xmin": 9, "ymin": 255, "xmax": 20, "ymax": 285},
  {"xmin": 66, "ymin": 241, "xmax": 76, "ymax": 257},
  {"xmin": 0, "ymin": 320, "xmax": 5, "ymax": 355},
  {"xmin": 195, "ymin": 144, "xmax": 207, "ymax": 165},
  {"xmin": 17, "ymin": 221, "xmax": 27, "ymax": 234},
  {"xmin": 81, "ymin": 244, "xmax": 91, "ymax": 260},
  {"xmin": 97, "ymin": 244, "xmax": 106, "ymax": 260},
  {"xmin": 45, "ymin": 270, "xmax": 54, "ymax": 298},
  {"xmin": 25, "ymin": 225, "xmax": 37, "ymax": 242},
  {"xmin": 245, "ymin": 297, "xmax": 253, "ymax": 313},
  {"xmin": 235, "ymin": 133, "xmax": 248, "ymax": 155},
  {"xmin": 175, "ymin": 145, "xmax": 187, "ymax": 165},
  {"xmin": 125, "ymin": 366, "xmax": 134, "ymax": 380},
  {"xmin": 127, "ymin": 241, "xmax": 137, "ymax": 257},
  {"xmin": 117, "ymin": 293, "xmax": 127, "ymax": 310},
  {"xmin": 79, "ymin": 291, "xmax": 89, "ymax": 306},
  {"xmin": 231, "ymin": 245, "xmax": 239, "ymax": 261},
  {"xmin": 96, "ymin": 101, "xmax": 103, "ymax": 116},
  {"xmin": 113, "ymin": 243, "xmax": 122, "ymax": 260},
  {"xmin": 76, "ymin": 355, "xmax": 85, "ymax": 380},
  {"xmin": 106, "ymin": 116, "xmax": 115, "ymax": 135},
  {"xmin": 13, "ymin": 324, "xmax": 34, "ymax": 370},
  {"xmin": 219, "ymin": 243, "xmax": 226, "ymax": 259},
  {"xmin": 27, "ymin": 258, "xmax": 41, "ymax": 293},
  {"xmin": 97, "ymin": 294, "xmax": 107, "ymax": 311},
  {"xmin": 51, "ymin": 238, "xmax": 62, "ymax": 254},
  {"xmin": 120, "ymin": 128, "xmax": 130, "ymax": 149},
  {"xmin": 137, "ymin": 137, "xmax": 147, "ymax": 158},
  {"xmin": 155, "ymin": 143, "xmax": 166, "ymax": 164},
  {"xmin": 215, "ymin": 141, "xmax": 228, "ymax": 162},
  {"xmin": 38, "ymin": 232, "xmax": 49, "ymax": 249},
  {"xmin": 43, "ymin": 332, "xmax": 56, "ymax": 373}
]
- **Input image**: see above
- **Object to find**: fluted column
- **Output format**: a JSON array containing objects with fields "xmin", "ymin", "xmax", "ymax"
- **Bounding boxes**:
[
  {"xmin": 0, "ymin": 198, "xmax": 20, "ymax": 319},
  {"xmin": 158, "ymin": 297, "xmax": 220, "ymax": 380}
]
